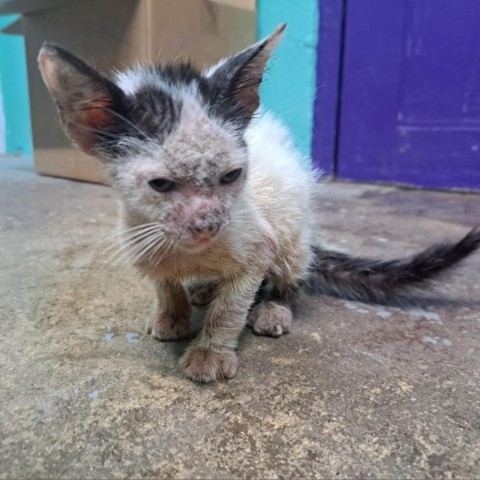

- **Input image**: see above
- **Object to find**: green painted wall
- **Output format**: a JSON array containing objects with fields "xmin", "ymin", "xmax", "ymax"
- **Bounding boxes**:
[
  {"xmin": 257, "ymin": 0, "xmax": 319, "ymax": 164},
  {"xmin": 0, "ymin": 15, "xmax": 33, "ymax": 156}
]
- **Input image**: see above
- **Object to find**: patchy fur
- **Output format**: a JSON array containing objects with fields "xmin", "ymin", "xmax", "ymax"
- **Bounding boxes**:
[{"xmin": 39, "ymin": 25, "xmax": 480, "ymax": 383}]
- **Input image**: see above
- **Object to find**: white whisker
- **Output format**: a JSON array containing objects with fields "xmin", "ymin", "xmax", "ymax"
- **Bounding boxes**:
[
  {"xmin": 152, "ymin": 238, "xmax": 175, "ymax": 266},
  {"xmin": 96, "ymin": 222, "xmax": 161, "ymax": 245},
  {"xmin": 130, "ymin": 234, "xmax": 166, "ymax": 264},
  {"xmin": 100, "ymin": 225, "xmax": 161, "ymax": 256},
  {"xmin": 104, "ymin": 228, "xmax": 161, "ymax": 265}
]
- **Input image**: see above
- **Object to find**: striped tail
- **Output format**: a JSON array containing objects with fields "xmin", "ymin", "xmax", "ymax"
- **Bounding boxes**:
[{"xmin": 307, "ymin": 228, "xmax": 480, "ymax": 303}]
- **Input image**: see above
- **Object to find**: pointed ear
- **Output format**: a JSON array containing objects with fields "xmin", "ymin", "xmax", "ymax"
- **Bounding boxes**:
[
  {"xmin": 206, "ymin": 23, "xmax": 286, "ymax": 119},
  {"xmin": 38, "ymin": 44, "xmax": 127, "ymax": 156}
]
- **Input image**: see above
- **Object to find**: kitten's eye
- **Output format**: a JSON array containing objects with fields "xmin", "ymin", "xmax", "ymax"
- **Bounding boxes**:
[
  {"xmin": 220, "ymin": 168, "xmax": 242, "ymax": 184},
  {"xmin": 149, "ymin": 178, "xmax": 174, "ymax": 193}
]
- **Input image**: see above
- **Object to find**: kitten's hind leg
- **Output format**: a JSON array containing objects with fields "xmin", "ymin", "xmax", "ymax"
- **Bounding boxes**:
[
  {"xmin": 146, "ymin": 278, "xmax": 192, "ymax": 341},
  {"xmin": 248, "ymin": 301, "xmax": 293, "ymax": 337},
  {"xmin": 248, "ymin": 282, "xmax": 298, "ymax": 337}
]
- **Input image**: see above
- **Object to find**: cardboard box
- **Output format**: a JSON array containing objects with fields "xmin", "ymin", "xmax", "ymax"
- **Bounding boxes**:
[{"xmin": 0, "ymin": 0, "xmax": 256, "ymax": 183}]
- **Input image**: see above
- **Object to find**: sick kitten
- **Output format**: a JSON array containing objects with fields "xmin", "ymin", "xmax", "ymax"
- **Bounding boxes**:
[{"xmin": 38, "ymin": 25, "xmax": 480, "ymax": 383}]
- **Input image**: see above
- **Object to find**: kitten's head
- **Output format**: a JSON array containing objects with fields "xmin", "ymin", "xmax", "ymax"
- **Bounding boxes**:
[{"xmin": 38, "ymin": 25, "xmax": 284, "ymax": 252}]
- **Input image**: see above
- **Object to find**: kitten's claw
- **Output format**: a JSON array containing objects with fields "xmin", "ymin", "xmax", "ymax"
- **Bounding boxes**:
[
  {"xmin": 146, "ymin": 314, "xmax": 191, "ymax": 341},
  {"xmin": 248, "ymin": 301, "xmax": 292, "ymax": 337},
  {"xmin": 180, "ymin": 348, "xmax": 238, "ymax": 383}
]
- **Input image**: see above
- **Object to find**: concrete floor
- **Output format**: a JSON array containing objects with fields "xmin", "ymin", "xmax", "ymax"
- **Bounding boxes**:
[{"xmin": 1, "ymin": 155, "xmax": 480, "ymax": 479}]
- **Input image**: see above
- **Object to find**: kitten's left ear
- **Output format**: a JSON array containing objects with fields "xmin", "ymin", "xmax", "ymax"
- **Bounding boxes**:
[
  {"xmin": 38, "ymin": 44, "xmax": 128, "ymax": 156},
  {"xmin": 206, "ymin": 23, "xmax": 286, "ymax": 118}
]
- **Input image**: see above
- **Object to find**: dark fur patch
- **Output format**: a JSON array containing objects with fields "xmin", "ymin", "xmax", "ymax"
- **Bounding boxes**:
[
  {"xmin": 126, "ymin": 86, "xmax": 181, "ymax": 142},
  {"xmin": 157, "ymin": 61, "xmax": 254, "ymax": 130},
  {"xmin": 122, "ymin": 62, "xmax": 254, "ymax": 140},
  {"xmin": 307, "ymin": 228, "xmax": 480, "ymax": 303},
  {"xmin": 155, "ymin": 62, "xmax": 201, "ymax": 86}
]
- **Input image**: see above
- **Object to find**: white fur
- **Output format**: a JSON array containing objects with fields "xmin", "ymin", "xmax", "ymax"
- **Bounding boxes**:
[
  {"xmin": 244, "ymin": 111, "xmax": 317, "ymax": 283},
  {"xmin": 114, "ymin": 66, "xmax": 201, "ymax": 100}
]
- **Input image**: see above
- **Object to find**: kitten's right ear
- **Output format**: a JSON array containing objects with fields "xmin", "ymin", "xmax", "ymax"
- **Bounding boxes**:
[
  {"xmin": 205, "ymin": 24, "xmax": 286, "ymax": 120},
  {"xmin": 38, "ymin": 44, "xmax": 127, "ymax": 156}
]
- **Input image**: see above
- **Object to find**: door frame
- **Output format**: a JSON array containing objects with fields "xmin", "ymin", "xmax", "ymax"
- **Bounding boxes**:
[{"xmin": 312, "ymin": 0, "xmax": 345, "ymax": 176}]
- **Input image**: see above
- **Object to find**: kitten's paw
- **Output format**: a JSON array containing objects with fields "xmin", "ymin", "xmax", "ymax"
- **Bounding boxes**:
[
  {"xmin": 248, "ymin": 301, "xmax": 292, "ymax": 337},
  {"xmin": 146, "ymin": 313, "xmax": 191, "ymax": 341},
  {"xmin": 180, "ymin": 348, "xmax": 238, "ymax": 383}
]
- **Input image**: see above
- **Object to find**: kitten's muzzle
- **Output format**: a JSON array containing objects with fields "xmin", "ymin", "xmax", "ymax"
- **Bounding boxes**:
[{"xmin": 184, "ymin": 222, "xmax": 221, "ymax": 250}]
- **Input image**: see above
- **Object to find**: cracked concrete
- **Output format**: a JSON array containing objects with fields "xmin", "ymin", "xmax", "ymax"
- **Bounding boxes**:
[{"xmin": 1, "ymin": 156, "xmax": 480, "ymax": 478}]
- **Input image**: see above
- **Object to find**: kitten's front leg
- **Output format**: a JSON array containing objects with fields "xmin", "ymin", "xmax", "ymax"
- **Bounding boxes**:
[
  {"xmin": 146, "ymin": 278, "xmax": 192, "ymax": 341},
  {"xmin": 180, "ymin": 271, "xmax": 263, "ymax": 383}
]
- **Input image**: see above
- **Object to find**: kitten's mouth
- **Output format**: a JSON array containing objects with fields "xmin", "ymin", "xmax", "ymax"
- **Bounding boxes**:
[
  {"xmin": 189, "ymin": 237, "xmax": 212, "ymax": 249},
  {"xmin": 180, "ymin": 239, "xmax": 213, "ymax": 253},
  {"xmin": 180, "ymin": 232, "xmax": 217, "ymax": 252}
]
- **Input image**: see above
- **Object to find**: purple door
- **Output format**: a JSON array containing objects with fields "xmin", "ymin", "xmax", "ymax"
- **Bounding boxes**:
[{"xmin": 316, "ymin": 0, "xmax": 480, "ymax": 191}]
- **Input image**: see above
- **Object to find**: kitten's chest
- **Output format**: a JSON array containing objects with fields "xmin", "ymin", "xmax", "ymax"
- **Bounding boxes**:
[{"xmin": 137, "ymin": 240, "xmax": 243, "ymax": 280}]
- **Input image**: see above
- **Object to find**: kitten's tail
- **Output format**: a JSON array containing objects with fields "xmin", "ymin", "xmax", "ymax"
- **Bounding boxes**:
[{"xmin": 307, "ymin": 228, "xmax": 480, "ymax": 303}]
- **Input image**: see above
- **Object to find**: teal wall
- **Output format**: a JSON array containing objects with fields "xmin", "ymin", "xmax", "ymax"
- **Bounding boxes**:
[
  {"xmin": 257, "ymin": 0, "xmax": 319, "ymax": 164},
  {"xmin": 0, "ymin": 15, "xmax": 33, "ymax": 156}
]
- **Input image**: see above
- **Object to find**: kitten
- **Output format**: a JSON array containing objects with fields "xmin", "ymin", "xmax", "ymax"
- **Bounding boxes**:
[{"xmin": 38, "ymin": 25, "xmax": 480, "ymax": 383}]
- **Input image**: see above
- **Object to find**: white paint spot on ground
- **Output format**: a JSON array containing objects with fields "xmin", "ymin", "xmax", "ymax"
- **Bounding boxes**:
[
  {"xmin": 422, "ymin": 336, "xmax": 451, "ymax": 347},
  {"xmin": 376, "ymin": 310, "xmax": 392, "ymax": 319},
  {"xmin": 375, "ymin": 237, "xmax": 389, "ymax": 243},
  {"xmin": 409, "ymin": 308, "xmax": 442, "ymax": 324},
  {"xmin": 104, "ymin": 333, "xmax": 114, "ymax": 342},
  {"xmin": 89, "ymin": 390, "xmax": 99, "ymax": 399},
  {"xmin": 126, "ymin": 332, "xmax": 140, "ymax": 344}
]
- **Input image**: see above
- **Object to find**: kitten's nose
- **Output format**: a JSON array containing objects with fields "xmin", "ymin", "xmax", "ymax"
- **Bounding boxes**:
[{"xmin": 191, "ymin": 222, "xmax": 220, "ymax": 238}]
